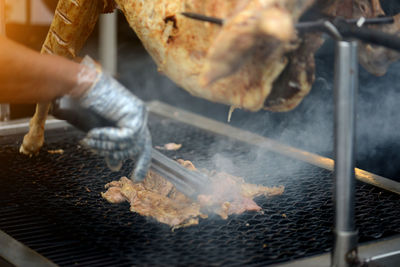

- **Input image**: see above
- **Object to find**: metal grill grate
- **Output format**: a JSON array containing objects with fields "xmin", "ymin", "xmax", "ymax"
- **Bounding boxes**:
[{"xmin": 0, "ymin": 113, "xmax": 399, "ymax": 266}]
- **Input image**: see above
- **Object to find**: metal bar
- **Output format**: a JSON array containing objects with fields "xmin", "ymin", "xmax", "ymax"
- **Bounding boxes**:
[
  {"xmin": 180, "ymin": 12, "xmax": 394, "ymax": 29},
  {"xmin": 275, "ymin": 235, "xmax": 400, "ymax": 267},
  {"xmin": 0, "ymin": 117, "xmax": 70, "ymax": 136},
  {"xmin": 147, "ymin": 101, "xmax": 400, "ymax": 196},
  {"xmin": 332, "ymin": 40, "xmax": 358, "ymax": 267},
  {"xmin": 99, "ymin": 10, "xmax": 117, "ymax": 76},
  {"xmin": 0, "ymin": 230, "xmax": 57, "ymax": 267},
  {"xmin": 181, "ymin": 12, "xmax": 224, "ymax": 25},
  {"xmin": 0, "ymin": 0, "xmax": 10, "ymax": 122}
]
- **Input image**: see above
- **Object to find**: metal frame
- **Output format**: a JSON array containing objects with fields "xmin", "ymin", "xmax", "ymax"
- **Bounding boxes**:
[
  {"xmin": 0, "ymin": 230, "xmax": 57, "ymax": 267},
  {"xmin": 0, "ymin": 116, "xmax": 69, "ymax": 136}
]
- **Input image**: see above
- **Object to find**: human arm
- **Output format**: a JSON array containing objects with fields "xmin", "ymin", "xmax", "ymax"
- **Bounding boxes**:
[{"xmin": 0, "ymin": 36, "xmax": 91, "ymax": 103}]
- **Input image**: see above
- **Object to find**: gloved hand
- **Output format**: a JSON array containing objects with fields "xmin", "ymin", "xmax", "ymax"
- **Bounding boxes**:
[{"xmin": 72, "ymin": 56, "xmax": 151, "ymax": 181}]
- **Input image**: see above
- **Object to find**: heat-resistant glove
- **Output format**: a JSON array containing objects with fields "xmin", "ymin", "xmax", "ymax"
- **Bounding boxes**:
[{"xmin": 75, "ymin": 56, "xmax": 151, "ymax": 181}]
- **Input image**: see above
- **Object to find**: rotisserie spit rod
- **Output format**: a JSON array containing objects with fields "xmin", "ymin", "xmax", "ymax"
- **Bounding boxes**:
[
  {"xmin": 51, "ymin": 97, "xmax": 211, "ymax": 200},
  {"xmin": 181, "ymin": 12, "xmax": 400, "ymax": 52}
]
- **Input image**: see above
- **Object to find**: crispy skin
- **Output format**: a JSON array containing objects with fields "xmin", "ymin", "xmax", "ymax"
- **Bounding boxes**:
[
  {"xmin": 201, "ymin": 0, "xmax": 316, "ymax": 86},
  {"xmin": 102, "ymin": 161, "xmax": 284, "ymax": 228},
  {"xmin": 116, "ymin": 0, "xmax": 314, "ymax": 111},
  {"xmin": 200, "ymin": 2, "xmax": 295, "ymax": 87},
  {"xmin": 264, "ymin": 33, "xmax": 324, "ymax": 111}
]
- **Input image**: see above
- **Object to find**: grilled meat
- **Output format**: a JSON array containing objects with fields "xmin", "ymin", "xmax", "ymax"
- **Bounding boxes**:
[
  {"xmin": 102, "ymin": 174, "xmax": 205, "ymax": 227},
  {"xmin": 102, "ymin": 160, "xmax": 284, "ymax": 228}
]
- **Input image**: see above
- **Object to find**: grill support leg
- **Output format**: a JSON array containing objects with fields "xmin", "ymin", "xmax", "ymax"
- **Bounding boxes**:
[{"xmin": 332, "ymin": 40, "xmax": 359, "ymax": 267}]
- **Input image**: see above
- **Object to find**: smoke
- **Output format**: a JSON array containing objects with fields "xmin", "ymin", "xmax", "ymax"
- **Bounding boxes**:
[{"xmin": 116, "ymin": 28, "xmax": 400, "ymax": 181}]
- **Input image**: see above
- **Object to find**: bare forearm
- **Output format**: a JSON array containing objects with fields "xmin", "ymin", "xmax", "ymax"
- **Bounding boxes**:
[{"xmin": 0, "ymin": 36, "xmax": 85, "ymax": 103}]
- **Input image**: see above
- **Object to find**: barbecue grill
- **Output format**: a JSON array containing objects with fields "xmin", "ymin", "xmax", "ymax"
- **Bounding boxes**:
[
  {"xmin": 2, "ymin": 1, "xmax": 400, "ymax": 266},
  {"xmin": 0, "ymin": 101, "xmax": 400, "ymax": 266}
]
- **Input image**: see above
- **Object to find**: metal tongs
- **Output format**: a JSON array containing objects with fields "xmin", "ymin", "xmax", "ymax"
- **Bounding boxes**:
[
  {"xmin": 181, "ymin": 12, "xmax": 400, "ymax": 51},
  {"xmin": 52, "ymin": 96, "xmax": 211, "ymax": 200},
  {"xmin": 151, "ymin": 149, "xmax": 211, "ymax": 199}
]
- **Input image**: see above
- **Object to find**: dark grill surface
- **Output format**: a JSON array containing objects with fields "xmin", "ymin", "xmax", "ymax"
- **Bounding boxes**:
[{"xmin": 0, "ymin": 114, "xmax": 400, "ymax": 266}]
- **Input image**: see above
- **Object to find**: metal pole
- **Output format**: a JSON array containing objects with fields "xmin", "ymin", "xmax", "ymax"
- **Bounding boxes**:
[
  {"xmin": 0, "ymin": 0, "xmax": 10, "ymax": 121},
  {"xmin": 99, "ymin": 10, "xmax": 117, "ymax": 76},
  {"xmin": 332, "ymin": 40, "xmax": 359, "ymax": 267}
]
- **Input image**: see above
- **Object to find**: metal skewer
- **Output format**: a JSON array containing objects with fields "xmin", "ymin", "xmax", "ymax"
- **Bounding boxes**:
[
  {"xmin": 151, "ymin": 149, "xmax": 211, "ymax": 200},
  {"xmin": 181, "ymin": 12, "xmax": 223, "ymax": 26},
  {"xmin": 181, "ymin": 12, "xmax": 400, "ymax": 51},
  {"xmin": 181, "ymin": 12, "xmax": 394, "ymax": 29}
]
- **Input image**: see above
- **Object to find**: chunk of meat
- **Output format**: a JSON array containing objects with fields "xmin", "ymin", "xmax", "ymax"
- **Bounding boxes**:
[
  {"xmin": 200, "ymin": 2, "xmax": 295, "ymax": 87},
  {"xmin": 201, "ymin": 0, "xmax": 316, "ymax": 86},
  {"xmin": 116, "ymin": 0, "xmax": 314, "ymax": 111},
  {"xmin": 102, "ymin": 160, "xmax": 284, "ymax": 228},
  {"xmin": 264, "ymin": 33, "xmax": 325, "ymax": 111}
]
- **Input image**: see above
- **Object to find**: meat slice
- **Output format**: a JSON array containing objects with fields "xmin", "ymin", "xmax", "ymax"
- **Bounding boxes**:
[
  {"xmin": 102, "ymin": 172, "xmax": 205, "ymax": 228},
  {"xmin": 102, "ymin": 160, "xmax": 284, "ymax": 228}
]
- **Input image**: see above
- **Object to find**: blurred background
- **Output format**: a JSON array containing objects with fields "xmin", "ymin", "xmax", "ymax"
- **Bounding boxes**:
[{"xmin": 3, "ymin": 0, "xmax": 400, "ymax": 181}]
